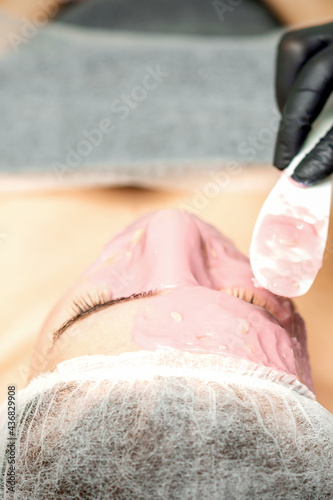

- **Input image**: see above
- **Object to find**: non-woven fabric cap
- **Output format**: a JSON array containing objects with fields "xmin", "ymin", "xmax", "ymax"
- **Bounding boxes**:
[
  {"xmin": 1, "ymin": 349, "xmax": 332, "ymax": 499},
  {"xmin": 0, "ymin": 348, "xmax": 317, "ymax": 413},
  {"xmin": 0, "ymin": 22, "xmax": 282, "ymax": 191},
  {"xmin": 0, "ymin": 348, "xmax": 317, "ymax": 456}
]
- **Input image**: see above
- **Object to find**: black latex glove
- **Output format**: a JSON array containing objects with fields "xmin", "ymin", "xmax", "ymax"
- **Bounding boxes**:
[{"xmin": 273, "ymin": 22, "xmax": 333, "ymax": 185}]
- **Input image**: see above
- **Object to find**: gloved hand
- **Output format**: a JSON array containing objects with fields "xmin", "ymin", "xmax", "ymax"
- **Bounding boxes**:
[{"xmin": 273, "ymin": 22, "xmax": 333, "ymax": 185}]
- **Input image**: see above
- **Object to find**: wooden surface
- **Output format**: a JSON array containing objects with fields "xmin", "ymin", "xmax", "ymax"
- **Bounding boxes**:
[{"xmin": 0, "ymin": 167, "xmax": 332, "ymax": 412}]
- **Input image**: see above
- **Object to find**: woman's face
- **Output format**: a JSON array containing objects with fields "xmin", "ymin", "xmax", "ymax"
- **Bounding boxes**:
[{"xmin": 29, "ymin": 209, "xmax": 313, "ymax": 391}]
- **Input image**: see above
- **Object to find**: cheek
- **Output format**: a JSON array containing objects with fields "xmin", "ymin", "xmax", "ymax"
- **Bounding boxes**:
[
  {"xmin": 36, "ymin": 300, "xmax": 68, "ymax": 345},
  {"xmin": 37, "ymin": 281, "xmax": 91, "ymax": 338},
  {"xmin": 30, "ymin": 292, "xmax": 77, "ymax": 373},
  {"xmin": 29, "ymin": 334, "xmax": 55, "ymax": 380},
  {"xmin": 29, "ymin": 299, "xmax": 142, "ymax": 379},
  {"xmin": 30, "ymin": 277, "xmax": 112, "ymax": 370}
]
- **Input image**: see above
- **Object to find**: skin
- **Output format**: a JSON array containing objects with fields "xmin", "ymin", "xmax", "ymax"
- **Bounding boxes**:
[{"xmin": 28, "ymin": 209, "xmax": 312, "ymax": 393}]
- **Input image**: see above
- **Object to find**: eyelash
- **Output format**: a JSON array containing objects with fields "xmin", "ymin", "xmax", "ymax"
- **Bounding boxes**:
[
  {"xmin": 221, "ymin": 287, "xmax": 280, "ymax": 322},
  {"xmin": 71, "ymin": 290, "xmax": 153, "ymax": 316},
  {"xmin": 72, "ymin": 290, "xmax": 110, "ymax": 315}
]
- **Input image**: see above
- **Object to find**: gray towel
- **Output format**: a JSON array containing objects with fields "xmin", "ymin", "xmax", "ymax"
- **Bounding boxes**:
[
  {"xmin": 0, "ymin": 23, "xmax": 283, "ymax": 190},
  {"xmin": 57, "ymin": 0, "xmax": 280, "ymax": 36}
]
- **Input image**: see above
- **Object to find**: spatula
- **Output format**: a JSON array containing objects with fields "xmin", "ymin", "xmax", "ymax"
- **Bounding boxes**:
[{"xmin": 250, "ymin": 106, "xmax": 333, "ymax": 298}]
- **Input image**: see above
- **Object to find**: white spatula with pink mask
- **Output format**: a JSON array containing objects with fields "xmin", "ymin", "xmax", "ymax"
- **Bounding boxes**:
[{"xmin": 250, "ymin": 104, "xmax": 333, "ymax": 298}]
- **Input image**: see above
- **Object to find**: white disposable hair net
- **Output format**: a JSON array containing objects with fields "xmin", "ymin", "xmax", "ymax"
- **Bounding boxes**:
[{"xmin": 1, "ymin": 348, "xmax": 332, "ymax": 500}]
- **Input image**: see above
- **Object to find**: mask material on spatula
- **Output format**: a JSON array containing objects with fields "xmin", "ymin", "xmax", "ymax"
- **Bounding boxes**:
[{"xmin": 250, "ymin": 106, "xmax": 333, "ymax": 298}]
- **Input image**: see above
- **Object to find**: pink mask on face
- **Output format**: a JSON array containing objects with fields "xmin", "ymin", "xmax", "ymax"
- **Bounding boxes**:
[{"xmin": 78, "ymin": 209, "xmax": 313, "ymax": 392}]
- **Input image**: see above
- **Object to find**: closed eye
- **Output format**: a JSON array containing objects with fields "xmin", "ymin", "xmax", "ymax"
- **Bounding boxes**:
[
  {"xmin": 220, "ymin": 287, "xmax": 292, "ymax": 325},
  {"xmin": 52, "ymin": 289, "xmax": 158, "ymax": 343}
]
